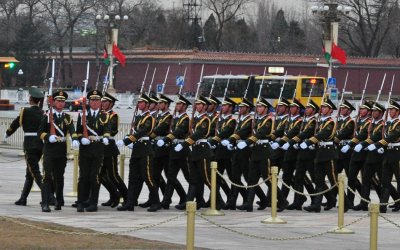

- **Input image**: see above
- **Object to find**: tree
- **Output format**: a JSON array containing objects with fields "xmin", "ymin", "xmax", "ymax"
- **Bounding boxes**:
[
  {"xmin": 0, "ymin": 0, "xmax": 22, "ymax": 55},
  {"xmin": 204, "ymin": 0, "xmax": 252, "ymax": 51},
  {"xmin": 269, "ymin": 9, "xmax": 288, "ymax": 53},
  {"xmin": 285, "ymin": 20, "xmax": 306, "ymax": 54},
  {"xmin": 203, "ymin": 13, "xmax": 218, "ymax": 50}
]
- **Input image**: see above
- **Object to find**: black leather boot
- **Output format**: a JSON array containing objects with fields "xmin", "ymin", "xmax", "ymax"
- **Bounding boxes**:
[
  {"xmin": 15, "ymin": 180, "xmax": 33, "ymax": 206},
  {"xmin": 176, "ymin": 185, "xmax": 196, "ymax": 210},
  {"xmin": 237, "ymin": 188, "xmax": 255, "ymax": 212}
]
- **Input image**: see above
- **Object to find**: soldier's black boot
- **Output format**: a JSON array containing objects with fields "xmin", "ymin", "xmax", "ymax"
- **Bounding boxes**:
[
  {"xmin": 139, "ymin": 196, "xmax": 152, "ymax": 208},
  {"xmin": 277, "ymin": 189, "xmax": 289, "ymax": 212},
  {"xmin": 174, "ymin": 180, "xmax": 187, "ymax": 205},
  {"xmin": 147, "ymin": 185, "xmax": 162, "ymax": 212},
  {"xmin": 352, "ymin": 201, "xmax": 369, "ymax": 211},
  {"xmin": 255, "ymin": 186, "xmax": 268, "ymax": 210},
  {"xmin": 223, "ymin": 186, "xmax": 238, "ymax": 210},
  {"xmin": 41, "ymin": 184, "xmax": 51, "ymax": 213},
  {"xmin": 176, "ymin": 185, "xmax": 196, "ymax": 210},
  {"xmin": 287, "ymin": 194, "xmax": 303, "ymax": 211},
  {"xmin": 195, "ymin": 184, "xmax": 206, "ymax": 209},
  {"xmin": 237, "ymin": 188, "xmax": 255, "ymax": 212},
  {"xmin": 304, "ymin": 191, "xmax": 322, "ymax": 213},
  {"xmin": 15, "ymin": 179, "xmax": 33, "ymax": 206},
  {"xmin": 392, "ymin": 202, "xmax": 400, "ymax": 212},
  {"xmin": 160, "ymin": 184, "xmax": 174, "ymax": 209},
  {"xmin": 323, "ymin": 190, "xmax": 337, "ymax": 211},
  {"xmin": 379, "ymin": 188, "xmax": 390, "ymax": 213}
]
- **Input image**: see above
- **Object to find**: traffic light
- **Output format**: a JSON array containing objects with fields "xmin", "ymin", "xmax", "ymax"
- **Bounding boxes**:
[{"xmin": 4, "ymin": 62, "xmax": 16, "ymax": 69}]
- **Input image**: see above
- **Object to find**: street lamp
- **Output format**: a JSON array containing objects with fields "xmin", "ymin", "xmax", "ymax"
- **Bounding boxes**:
[{"xmin": 96, "ymin": 10, "xmax": 128, "ymax": 93}]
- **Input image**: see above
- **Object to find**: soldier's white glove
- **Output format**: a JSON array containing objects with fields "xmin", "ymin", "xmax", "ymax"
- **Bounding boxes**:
[
  {"xmin": 221, "ymin": 139, "xmax": 229, "ymax": 147},
  {"xmin": 127, "ymin": 143, "xmax": 134, "ymax": 149},
  {"xmin": 156, "ymin": 139, "xmax": 165, "ymax": 147},
  {"xmin": 207, "ymin": 142, "xmax": 216, "ymax": 149},
  {"xmin": 4, "ymin": 133, "xmax": 9, "ymax": 140},
  {"xmin": 237, "ymin": 141, "xmax": 247, "ymax": 149},
  {"xmin": 341, "ymin": 145, "xmax": 350, "ymax": 153},
  {"xmin": 281, "ymin": 142, "xmax": 290, "ymax": 150},
  {"xmin": 49, "ymin": 135, "xmax": 58, "ymax": 143},
  {"xmin": 174, "ymin": 143, "xmax": 183, "ymax": 152},
  {"xmin": 227, "ymin": 144, "xmax": 234, "ymax": 151},
  {"xmin": 354, "ymin": 144, "xmax": 363, "ymax": 152},
  {"xmin": 377, "ymin": 147, "xmax": 384, "ymax": 154},
  {"xmin": 270, "ymin": 142, "xmax": 280, "ymax": 150},
  {"xmin": 116, "ymin": 140, "xmax": 125, "ymax": 148},
  {"xmin": 300, "ymin": 142, "xmax": 308, "ymax": 149},
  {"xmin": 72, "ymin": 140, "xmax": 80, "ymax": 149},
  {"xmin": 293, "ymin": 143, "xmax": 299, "ymax": 150},
  {"xmin": 102, "ymin": 138, "xmax": 109, "ymax": 145},
  {"xmin": 367, "ymin": 144, "xmax": 377, "ymax": 151},
  {"xmin": 309, "ymin": 144, "xmax": 316, "ymax": 150},
  {"xmin": 81, "ymin": 137, "xmax": 90, "ymax": 145}
]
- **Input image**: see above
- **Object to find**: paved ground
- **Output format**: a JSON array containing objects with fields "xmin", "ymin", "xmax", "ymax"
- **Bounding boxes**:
[{"xmin": 0, "ymin": 147, "xmax": 399, "ymax": 249}]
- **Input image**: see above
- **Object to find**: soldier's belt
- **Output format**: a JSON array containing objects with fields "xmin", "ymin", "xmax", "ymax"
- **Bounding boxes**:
[
  {"xmin": 173, "ymin": 139, "xmax": 185, "ymax": 143},
  {"xmin": 388, "ymin": 142, "xmax": 400, "ymax": 149},
  {"xmin": 155, "ymin": 136, "xmax": 164, "ymax": 140},
  {"xmin": 195, "ymin": 139, "xmax": 208, "ymax": 144},
  {"xmin": 24, "ymin": 132, "xmax": 37, "ymax": 136},
  {"xmin": 57, "ymin": 137, "xmax": 66, "ymax": 142},
  {"xmin": 256, "ymin": 139, "xmax": 269, "ymax": 144},
  {"xmin": 318, "ymin": 141, "xmax": 333, "ymax": 146},
  {"xmin": 88, "ymin": 135, "xmax": 103, "ymax": 141},
  {"xmin": 138, "ymin": 137, "xmax": 150, "ymax": 141},
  {"xmin": 339, "ymin": 139, "xmax": 351, "ymax": 146}
]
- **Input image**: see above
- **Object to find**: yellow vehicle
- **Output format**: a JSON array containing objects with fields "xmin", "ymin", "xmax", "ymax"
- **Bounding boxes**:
[{"xmin": 201, "ymin": 74, "xmax": 326, "ymax": 106}]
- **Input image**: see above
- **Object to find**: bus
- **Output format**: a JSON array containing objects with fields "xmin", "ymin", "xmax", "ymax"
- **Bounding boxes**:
[{"xmin": 201, "ymin": 74, "xmax": 326, "ymax": 107}]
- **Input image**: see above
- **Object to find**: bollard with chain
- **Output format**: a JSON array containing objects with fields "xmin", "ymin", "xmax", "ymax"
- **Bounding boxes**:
[
  {"xmin": 329, "ymin": 173, "xmax": 354, "ymax": 234},
  {"xmin": 369, "ymin": 203, "xmax": 379, "ymax": 250},
  {"xmin": 66, "ymin": 135, "xmax": 74, "ymax": 160},
  {"xmin": 202, "ymin": 161, "xmax": 224, "ymax": 216},
  {"xmin": 119, "ymin": 153, "xmax": 125, "ymax": 181},
  {"xmin": 261, "ymin": 166, "xmax": 286, "ymax": 224},
  {"xmin": 186, "ymin": 201, "xmax": 196, "ymax": 250},
  {"xmin": 66, "ymin": 150, "xmax": 78, "ymax": 197}
]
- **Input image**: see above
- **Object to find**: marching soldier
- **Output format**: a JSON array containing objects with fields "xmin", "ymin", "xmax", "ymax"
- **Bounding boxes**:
[
  {"xmin": 38, "ymin": 91, "xmax": 79, "ymax": 212},
  {"xmin": 116, "ymin": 93, "xmax": 161, "ymax": 212},
  {"xmin": 368, "ymin": 100, "xmax": 400, "ymax": 213},
  {"xmin": 341, "ymin": 101, "xmax": 372, "ymax": 208},
  {"xmin": 4, "ymin": 87, "xmax": 44, "ymax": 206},
  {"xmin": 286, "ymin": 100, "xmax": 319, "ymax": 210},
  {"xmin": 174, "ymin": 96, "xmax": 213, "ymax": 210},
  {"xmin": 76, "ymin": 90, "xmax": 111, "ymax": 212},
  {"xmin": 157, "ymin": 95, "xmax": 191, "ymax": 209},
  {"xmin": 303, "ymin": 98, "xmax": 338, "ymax": 212},
  {"xmin": 100, "ymin": 92, "xmax": 128, "ymax": 208}
]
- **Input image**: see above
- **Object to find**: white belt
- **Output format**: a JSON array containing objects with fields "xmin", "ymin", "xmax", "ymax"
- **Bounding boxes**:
[
  {"xmin": 24, "ymin": 132, "xmax": 37, "ymax": 136},
  {"xmin": 388, "ymin": 142, "xmax": 400, "ymax": 148},
  {"xmin": 238, "ymin": 140, "xmax": 246, "ymax": 143},
  {"xmin": 256, "ymin": 139, "xmax": 269, "ymax": 144},
  {"xmin": 173, "ymin": 139, "xmax": 185, "ymax": 143},
  {"xmin": 138, "ymin": 136, "xmax": 150, "ymax": 141},
  {"xmin": 88, "ymin": 135, "xmax": 103, "ymax": 141},
  {"xmin": 319, "ymin": 141, "xmax": 334, "ymax": 146},
  {"xmin": 196, "ymin": 139, "xmax": 208, "ymax": 144},
  {"xmin": 155, "ymin": 136, "xmax": 164, "ymax": 140}
]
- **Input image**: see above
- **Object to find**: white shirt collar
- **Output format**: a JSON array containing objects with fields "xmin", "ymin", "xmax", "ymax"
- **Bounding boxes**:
[
  {"xmin": 52, "ymin": 108, "xmax": 63, "ymax": 117},
  {"xmin": 176, "ymin": 112, "xmax": 186, "ymax": 118},
  {"xmin": 373, "ymin": 118, "xmax": 383, "ymax": 124},
  {"xmin": 320, "ymin": 115, "xmax": 332, "ymax": 122},
  {"xmin": 240, "ymin": 113, "xmax": 251, "ymax": 121},
  {"xmin": 221, "ymin": 114, "xmax": 232, "ymax": 119},
  {"xmin": 195, "ymin": 112, "xmax": 207, "ymax": 118},
  {"xmin": 290, "ymin": 114, "xmax": 300, "ymax": 121}
]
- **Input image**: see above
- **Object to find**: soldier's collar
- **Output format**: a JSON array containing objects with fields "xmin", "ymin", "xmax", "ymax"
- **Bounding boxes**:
[
  {"xmin": 195, "ymin": 112, "xmax": 207, "ymax": 118},
  {"xmin": 360, "ymin": 116, "xmax": 370, "ymax": 122},
  {"xmin": 320, "ymin": 115, "xmax": 332, "ymax": 122},
  {"xmin": 240, "ymin": 113, "xmax": 251, "ymax": 121},
  {"xmin": 150, "ymin": 110, "xmax": 158, "ymax": 115},
  {"xmin": 176, "ymin": 112, "xmax": 186, "ymax": 118},
  {"xmin": 304, "ymin": 115, "xmax": 315, "ymax": 122},
  {"xmin": 106, "ymin": 109, "xmax": 113, "ymax": 113},
  {"xmin": 221, "ymin": 114, "xmax": 232, "ymax": 119},
  {"xmin": 158, "ymin": 110, "xmax": 170, "ymax": 116},
  {"xmin": 290, "ymin": 114, "xmax": 300, "ymax": 120},
  {"xmin": 257, "ymin": 114, "xmax": 268, "ymax": 120},
  {"xmin": 141, "ymin": 110, "xmax": 150, "ymax": 116},
  {"xmin": 339, "ymin": 115, "xmax": 350, "ymax": 121},
  {"xmin": 277, "ymin": 113, "xmax": 289, "ymax": 119},
  {"xmin": 373, "ymin": 118, "xmax": 383, "ymax": 124},
  {"xmin": 52, "ymin": 108, "xmax": 63, "ymax": 116}
]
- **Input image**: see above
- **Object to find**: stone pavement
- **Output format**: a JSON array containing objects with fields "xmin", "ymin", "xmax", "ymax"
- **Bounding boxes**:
[{"xmin": 0, "ymin": 147, "xmax": 399, "ymax": 250}]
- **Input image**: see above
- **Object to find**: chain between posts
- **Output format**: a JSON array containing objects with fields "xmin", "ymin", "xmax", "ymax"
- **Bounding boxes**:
[
  {"xmin": 196, "ymin": 213, "xmax": 368, "ymax": 241},
  {"xmin": 346, "ymin": 186, "xmax": 400, "ymax": 206},
  {"xmin": 379, "ymin": 215, "xmax": 400, "ymax": 229},
  {"xmin": 0, "ymin": 213, "xmax": 184, "ymax": 236},
  {"xmin": 216, "ymin": 170, "xmax": 271, "ymax": 188},
  {"xmin": 278, "ymin": 177, "xmax": 338, "ymax": 197}
]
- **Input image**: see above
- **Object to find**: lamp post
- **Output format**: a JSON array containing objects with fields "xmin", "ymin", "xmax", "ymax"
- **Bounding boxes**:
[{"xmin": 96, "ymin": 10, "xmax": 128, "ymax": 93}]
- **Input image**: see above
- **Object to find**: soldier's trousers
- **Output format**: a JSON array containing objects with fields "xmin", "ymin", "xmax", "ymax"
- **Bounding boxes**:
[
  {"xmin": 313, "ymin": 160, "xmax": 337, "ymax": 206},
  {"xmin": 42, "ymin": 154, "xmax": 67, "ymax": 206},
  {"xmin": 215, "ymin": 158, "xmax": 232, "ymax": 198},
  {"xmin": 379, "ymin": 160, "xmax": 400, "ymax": 206},
  {"xmin": 227, "ymin": 150, "xmax": 250, "ymax": 205},
  {"xmin": 347, "ymin": 159, "xmax": 365, "ymax": 205},
  {"xmin": 281, "ymin": 159, "xmax": 297, "ymax": 199},
  {"xmin": 153, "ymin": 155, "xmax": 168, "ymax": 193},
  {"xmin": 162, "ymin": 157, "xmax": 189, "ymax": 204},
  {"xmin": 23, "ymin": 149, "xmax": 43, "ymax": 196},
  {"xmin": 245, "ymin": 157, "xmax": 270, "ymax": 205},
  {"xmin": 292, "ymin": 159, "xmax": 316, "ymax": 205},
  {"xmin": 188, "ymin": 158, "xmax": 210, "ymax": 202},
  {"xmin": 101, "ymin": 155, "xmax": 128, "ymax": 201}
]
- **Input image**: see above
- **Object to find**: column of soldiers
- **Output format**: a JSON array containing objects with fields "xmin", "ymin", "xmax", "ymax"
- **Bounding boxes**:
[{"xmin": 5, "ymin": 87, "xmax": 400, "ymax": 214}]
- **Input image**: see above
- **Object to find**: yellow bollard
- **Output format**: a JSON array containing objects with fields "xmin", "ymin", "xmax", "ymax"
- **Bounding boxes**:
[
  {"xmin": 119, "ymin": 153, "xmax": 125, "ymax": 181},
  {"xmin": 329, "ymin": 173, "xmax": 354, "ymax": 234},
  {"xmin": 369, "ymin": 202, "xmax": 379, "ymax": 250},
  {"xmin": 261, "ymin": 166, "xmax": 286, "ymax": 224},
  {"xmin": 66, "ymin": 150, "xmax": 78, "ymax": 197},
  {"xmin": 66, "ymin": 136, "xmax": 74, "ymax": 160},
  {"xmin": 202, "ymin": 162, "xmax": 225, "ymax": 216},
  {"xmin": 186, "ymin": 201, "xmax": 197, "ymax": 250}
]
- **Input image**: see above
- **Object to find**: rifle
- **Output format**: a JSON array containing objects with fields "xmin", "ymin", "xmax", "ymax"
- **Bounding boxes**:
[
  {"xmin": 130, "ymin": 64, "xmax": 151, "ymax": 130},
  {"xmin": 178, "ymin": 66, "xmax": 187, "ymax": 95},
  {"xmin": 274, "ymin": 71, "xmax": 287, "ymax": 121},
  {"xmin": 257, "ymin": 67, "xmax": 267, "ymax": 103},
  {"xmin": 353, "ymin": 73, "xmax": 370, "ymax": 136},
  {"xmin": 299, "ymin": 81, "xmax": 315, "ymax": 131},
  {"xmin": 189, "ymin": 64, "xmax": 204, "ymax": 136},
  {"xmin": 382, "ymin": 74, "xmax": 395, "ymax": 137},
  {"xmin": 48, "ymin": 59, "xmax": 56, "ymax": 136},
  {"xmin": 208, "ymin": 67, "xmax": 219, "ymax": 98},
  {"xmin": 336, "ymin": 71, "xmax": 349, "ymax": 122},
  {"xmin": 81, "ymin": 61, "xmax": 90, "ymax": 138},
  {"xmin": 314, "ymin": 75, "xmax": 330, "ymax": 133},
  {"xmin": 366, "ymin": 73, "xmax": 386, "ymax": 137},
  {"xmin": 243, "ymin": 73, "xmax": 252, "ymax": 99},
  {"xmin": 102, "ymin": 66, "xmax": 111, "ymax": 95},
  {"xmin": 161, "ymin": 66, "xmax": 170, "ymax": 94},
  {"xmin": 95, "ymin": 64, "xmax": 103, "ymax": 90},
  {"xmin": 215, "ymin": 72, "xmax": 232, "ymax": 133},
  {"xmin": 147, "ymin": 67, "xmax": 157, "ymax": 95}
]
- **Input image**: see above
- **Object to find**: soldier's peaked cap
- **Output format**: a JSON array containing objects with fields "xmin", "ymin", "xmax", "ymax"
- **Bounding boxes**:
[
  {"xmin": 29, "ymin": 87, "xmax": 44, "ymax": 98},
  {"xmin": 195, "ymin": 95, "xmax": 212, "ymax": 105},
  {"xmin": 372, "ymin": 102, "xmax": 386, "ymax": 112},
  {"xmin": 340, "ymin": 100, "xmax": 355, "ymax": 111},
  {"xmin": 52, "ymin": 90, "xmax": 68, "ymax": 100},
  {"xmin": 222, "ymin": 96, "xmax": 237, "ymax": 106},
  {"xmin": 306, "ymin": 99, "xmax": 320, "ymax": 112},
  {"xmin": 149, "ymin": 94, "xmax": 159, "ymax": 103},
  {"xmin": 208, "ymin": 95, "xmax": 222, "ymax": 105},
  {"xmin": 138, "ymin": 93, "xmax": 151, "ymax": 103},
  {"xmin": 290, "ymin": 98, "xmax": 305, "ymax": 109},
  {"xmin": 239, "ymin": 98, "xmax": 255, "ymax": 108},
  {"xmin": 257, "ymin": 97, "xmax": 272, "ymax": 108},
  {"xmin": 158, "ymin": 93, "xmax": 173, "ymax": 104},
  {"xmin": 321, "ymin": 98, "xmax": 337, "ymax": 110},
  {"xmin": 176, "ymin": 94, "xmax": 191, "ymax": 106},
  {"xmin": 360, "ymin": 101, "xmax": 373, "ymax": 110},
  {"xmin": 388, "ymin": 99, "xmax": 400, "ymax": 110},
  {"xmin": 278, "ymin": 98, "xmax": 291, "ymax": 106},
  {"xmin": 102, "ymin": 92, "xmax": 118, "ymax": 103},
  {"xmin": 87, "ymin": 89, "xmax": 102, "ymax": 99}
]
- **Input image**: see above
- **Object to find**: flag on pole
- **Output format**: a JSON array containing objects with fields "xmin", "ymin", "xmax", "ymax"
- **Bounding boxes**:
[
  {"xmin": 112, "ymin": 43, "xmax": 126, "ymax": 67},
  {"xmin": 331, "ymin": 43, "xmax": 347, "ymax": 65},
  {"xmin": 103, "ymin": 45, "xmax": 110, "ymax": 65}
]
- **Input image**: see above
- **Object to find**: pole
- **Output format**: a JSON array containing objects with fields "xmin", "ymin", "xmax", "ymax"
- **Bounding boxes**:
[
  {"xmin": 261, "ymin": 166, "xmax": 286, "ymax": 224},
  {"xmin": 186, "ymin": 201, "xmax": 197, "ymax": 250},
  {"xmin": 369, "ymin": 203, "xmax": 379, "ymax": 250},
  {"xmin": 107, "ymin": 28, "xmax": 119, "ymax": 93},
  {"xmin": 202, "ymin": 162, "xmax": 224, "ymax": 216},
  {"xmin": 119, "ymin": 153, "xmax": 125, "ymax": 182},
  {"xmin": 66, "ymin": 150, "xmax": 79, "ymax": 197}
]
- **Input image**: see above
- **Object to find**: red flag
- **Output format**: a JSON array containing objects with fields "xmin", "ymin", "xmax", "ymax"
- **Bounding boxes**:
[
  {"xmin": 112, "ymin": 43, "xmax": 126, "ymax": 67},
  {"xmin": 331, "ymin": 43, "xmax": 347, "ymax": 65}
]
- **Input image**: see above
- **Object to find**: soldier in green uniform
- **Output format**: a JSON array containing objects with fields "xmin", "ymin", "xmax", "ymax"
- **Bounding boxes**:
[
  {"xmin": 303, "ymin": 98, "xmax": 338, "ymax": 212},
  {"xmin": 271, "ymin": 98, "xmax": 304, "ymax": 200},
  {"xmin": 368, "ymin": 100, "xmax": 400, "ymax": 213},
  {"xmin": 173, "ymin": 96, "xmax": 213, "ymax": 210},
  {"xmin": 116, "ymin": 93, "xmax": 161, "ymax": 212},
  {"xmin": 157, "ymin": 95, "xmax": 191, "ymax": 209},
  {"xmin": 5, "ymin": 87, "xmax": 44, "ymax": 206},
  {"xmin": 76, "ymin": 90, "xmax": 111, "ymax": 212},
  {"xmin": 38, "ymin": 91, "xmax": 79, "ymax": 212},
  {"xmin": 209, "ymin": 97, "xmax": 237, "ymax": 207},
  {"xmin": 352, "ymin": 102, "xmax": 385, "ymax": 211},
  {"xmin": 341, "ymin": 101, "xmax": 372, "ymax": 208},
  {"xmin": 236, "ymin": 97, "xmax": 274, "ymax": 212},
  {"xmin": 285, "ymin": 100, "xmax": 319, "ymax": 210},
  {"xmin": 100, "ymin": 92, "xmax": 128, "ymax": 208}
]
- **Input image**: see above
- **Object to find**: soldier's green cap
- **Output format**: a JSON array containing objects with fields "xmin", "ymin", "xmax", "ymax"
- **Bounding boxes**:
[
  {"xmin": 138, "ymin": 93, "xmax": 151, "ymax": 103},
  {"xmin": 149, "ymin": 94, "xmax": 159, "ymax": 103},
  {"xmin": 102, "ymin": 92, "xmax": 118, "ymax": 103},
  {"xmin": 87, "ymin": 89, "xmax": 102, "ymax": 99},
  {"xmin": 278, "ymin": 98, "xmax": 291, "ymax": 106},
  {"xmin": 321, "ymin": 98, "xmax": 337, "ymax": 110},
  {"xmin": 222, "ymin": 96, "xmax": 237, "ymax": 106},
  {"xmin": 29, "ymin": 87, "xmax": 44, "ymax": 98},
  {"xmin": 388, "ymin": 99, "xmax": 400, "ymax": 110},
  {"xmin": 290, "ymin": 98, "xmax": 305, "ymax": 109},
  {"xmin": 257, "ymin": 97, "xmax": 272, "ymax": 108},
  {"xmin": 340, "ymin": 100, "xmax": 356, "ymax": 111},
  {"xmin": 176, "ymin": 94, "xmax": 191, "ymax": 106},
  {"xmin": 158, "ymin": 93, "xmax": 173, "ymax": 104},
  {"xmin": 306, "ymin": 99, "xmax": 320, "ymax": 112},
  {"xmin": 208, "ymin": 95, "xmax": 221, "ymax": 105},
  {"xmin": 239, "ymin": 98, "xmax": 255, "ymax": 108},
  {"xmin": 195, "ymin": 95, "xmax": 212, "ymax": 105},
  {"xmin": 372, "ymin": 102, "xmax": 385, "ymax": 112},
  {"xmin": 52, "ymin": 90, "xmax": 68, "ymax": 100},
  {"xmin": 360, "ymin": 101, "xmax": 373, "ymax": 110}
]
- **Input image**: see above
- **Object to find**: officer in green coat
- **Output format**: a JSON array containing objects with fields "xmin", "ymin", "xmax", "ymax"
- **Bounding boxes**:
[{"xmin": 5, "ymin": 87, "xmax": 44, "ymax": 206}]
